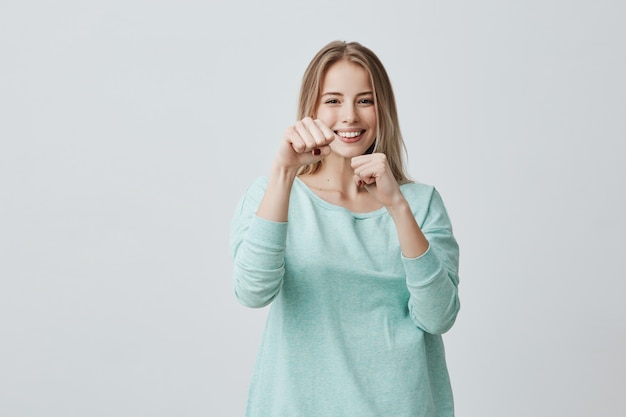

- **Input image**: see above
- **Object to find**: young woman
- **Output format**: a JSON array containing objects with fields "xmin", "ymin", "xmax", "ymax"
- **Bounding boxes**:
[{"xmin": 230, "ymin": 40, "xmax": 460, "ymax": 417}]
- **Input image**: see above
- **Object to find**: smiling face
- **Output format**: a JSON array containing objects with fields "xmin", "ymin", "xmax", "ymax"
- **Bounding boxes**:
[{"xmin": 315, "ymin": 60, "xmax": 377, "ymax": 158}]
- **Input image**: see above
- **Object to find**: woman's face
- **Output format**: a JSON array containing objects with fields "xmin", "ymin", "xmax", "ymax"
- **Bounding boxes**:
[{"xmin": 315, "ymin": 60, "xmax": 377, "ymax": 158}]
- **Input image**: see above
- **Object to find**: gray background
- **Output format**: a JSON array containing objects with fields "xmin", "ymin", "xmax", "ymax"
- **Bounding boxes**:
[{"xmin": 1, "ymin": 1, "xmax": 625, "ymax": 416}]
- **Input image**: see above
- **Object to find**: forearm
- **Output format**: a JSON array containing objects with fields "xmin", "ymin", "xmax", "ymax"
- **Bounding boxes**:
[
  {"xmin": 388, "ymin": 195, "xmax": 460, "ymax": 334},
  {"xmin": 386, "ymin": 199, "xmax": 429, "ymax": 258},
  {"xmin": 256, "ymin": 162, "xmax": 299, "ymax": 222}
]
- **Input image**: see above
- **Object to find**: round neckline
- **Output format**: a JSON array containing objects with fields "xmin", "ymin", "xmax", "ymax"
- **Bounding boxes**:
[{"xmin": 293, "ymin": 177, "xmax": 389, "ymax": 219}]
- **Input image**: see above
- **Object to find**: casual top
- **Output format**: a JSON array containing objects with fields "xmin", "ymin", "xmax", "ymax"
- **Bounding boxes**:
[{"xmin": 230, "ymin": 176, "xmax": 460, "ymax": 417}]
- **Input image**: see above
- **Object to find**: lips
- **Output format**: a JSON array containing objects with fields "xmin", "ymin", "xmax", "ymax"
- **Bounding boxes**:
[{"xmin": 335, "ymin": 130, "xmax": 365, "ymax": 143}]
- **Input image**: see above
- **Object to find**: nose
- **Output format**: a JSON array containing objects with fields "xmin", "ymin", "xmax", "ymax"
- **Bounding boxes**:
[{"xmin": 343, "ymin": 103, "xmax": 359, "ymax": 123}]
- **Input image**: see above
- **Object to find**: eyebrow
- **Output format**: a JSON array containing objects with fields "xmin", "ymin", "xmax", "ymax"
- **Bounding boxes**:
[{"xmin": 321, "ymin": 91, "xmax": 374, "ymax": 97}]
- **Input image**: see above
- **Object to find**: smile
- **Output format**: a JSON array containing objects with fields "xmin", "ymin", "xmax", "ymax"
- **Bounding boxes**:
[{"xmin": 336, "ymin": 130, "xmax": 365, "ymax": 140}]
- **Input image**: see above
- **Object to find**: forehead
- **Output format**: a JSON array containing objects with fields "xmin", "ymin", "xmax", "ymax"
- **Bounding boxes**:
[{"xmin": 321, "ymin": 60, "xmax": 372, "ymax": 91}]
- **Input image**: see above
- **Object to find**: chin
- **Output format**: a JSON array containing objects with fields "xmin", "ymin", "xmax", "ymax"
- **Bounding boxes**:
[
  {"xmin": 330, "ymin": 145, "xmax": 363, "ymax": 158},
  {"xmin": 332, "ymin": 141, "xmax": 375, "ymax": 158}
]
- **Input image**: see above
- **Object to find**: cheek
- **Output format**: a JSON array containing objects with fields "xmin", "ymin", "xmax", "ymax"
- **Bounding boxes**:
[
  {"xmin": 315, "ymin": 108, "xmax": 335, "ymax": 126},
  {"xmin": 364, "ymin": 108, "xmax": 377, "ymax": 124}
]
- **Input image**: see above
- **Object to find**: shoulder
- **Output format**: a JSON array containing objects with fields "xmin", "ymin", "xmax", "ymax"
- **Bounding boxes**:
[
  {"xmin": 399, "ymin": 181, "xmax": 436, "ymax": 204},
  {"xmin": 399, "ymin": 181, "xmax": 452, "ymax": 223},
  {"xmin": 250, "ymin": 176, "xmax": 269, "ymax": 189},
  {"xmin": 232, "ymin": 176, "xmax": 269, "ymax": 217},
  {"xmin": 242, "ymin": 176, "xmax": 269, "ymax": 200}
]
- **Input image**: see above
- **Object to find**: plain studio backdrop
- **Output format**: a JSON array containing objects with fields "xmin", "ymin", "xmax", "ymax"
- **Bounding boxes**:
[{"xmin": 1, "ymin": 1, "xmax": 624, "ymax": 416}]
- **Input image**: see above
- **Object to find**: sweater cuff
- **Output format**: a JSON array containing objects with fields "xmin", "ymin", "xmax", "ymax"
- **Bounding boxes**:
[
  {"xmin": 246, "ymin": 215, "xmax": 288, "ymax": 250},
  {"xmin": 401, "ymin": 245, "xmax": 444, "ymax": 287}
]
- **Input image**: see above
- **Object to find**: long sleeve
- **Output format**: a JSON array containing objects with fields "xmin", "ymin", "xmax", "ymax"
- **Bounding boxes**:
[
  {"xmin": 403, "ymin": 188, "xmax": 460, "ymax": 335},
  {"xmin": 232, "ymin": 178, "xmax": 458, "ymax": 416},
  {"xmin": 229, "ymin": 178, "xmax": 288, "ymax": 308}
]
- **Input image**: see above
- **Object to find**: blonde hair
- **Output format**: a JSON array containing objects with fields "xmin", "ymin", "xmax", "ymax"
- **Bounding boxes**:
[{"xmin": 297, "ymin": 40, "xmax": 411, "ymax": 184}]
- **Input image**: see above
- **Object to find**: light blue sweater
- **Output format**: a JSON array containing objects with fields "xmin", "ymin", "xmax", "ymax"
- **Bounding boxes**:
[{"xmin": 230, "ymin": 176, "xmax": 460, "ymax": 417}]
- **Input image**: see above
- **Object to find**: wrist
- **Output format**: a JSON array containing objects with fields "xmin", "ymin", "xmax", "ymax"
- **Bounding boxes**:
[
  {"xmin": 269, "ymin": 161, "xmax": 299, "ymax": 183},
  {"xmin": 385, "ymin": 197, "xmax": 412, "ymax": 219}
]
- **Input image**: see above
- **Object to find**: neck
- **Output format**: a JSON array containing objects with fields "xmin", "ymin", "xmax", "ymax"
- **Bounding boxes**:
[
  {"xmin": 298, "ymin": 154, "xmax": 383, "ymax": 213},
  {"xmin": 315, "ymin": 154, "xmax": 359, "ymax": 192}
]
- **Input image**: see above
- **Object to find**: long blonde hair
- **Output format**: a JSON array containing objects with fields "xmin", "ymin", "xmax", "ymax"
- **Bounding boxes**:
[{"xmin": 297, "ymin": 41, "xmax": 411, "ymax": 184}]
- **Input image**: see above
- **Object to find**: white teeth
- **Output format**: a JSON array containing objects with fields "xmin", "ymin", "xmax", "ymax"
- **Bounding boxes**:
[{"xmin": 337, "ymin": 131, "xmax": 362, "ymax": 138}]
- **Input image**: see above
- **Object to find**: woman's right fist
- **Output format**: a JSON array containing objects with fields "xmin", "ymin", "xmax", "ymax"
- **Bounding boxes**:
[{"xmin": 277, "ymin": 117, "xmax": 335, "ymax": 168}]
